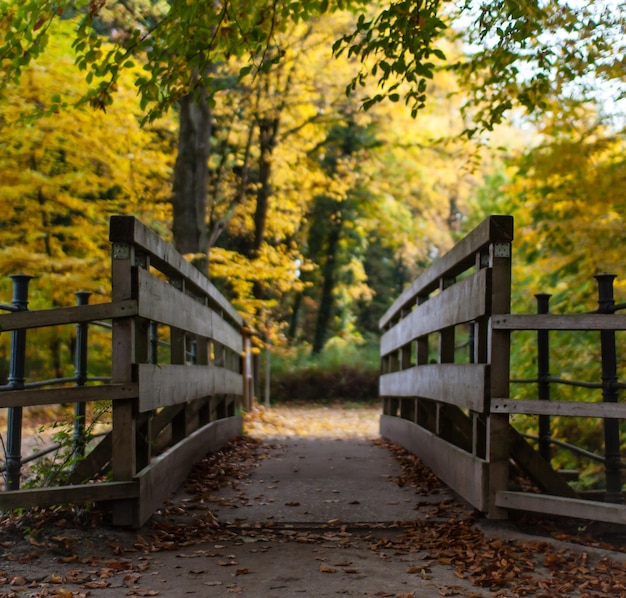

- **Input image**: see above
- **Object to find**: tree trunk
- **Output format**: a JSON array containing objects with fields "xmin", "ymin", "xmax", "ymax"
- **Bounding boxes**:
[
  {"xmin": 171, "ymin": 91, "xmax": 212, "ymax": 274},
  {"xmin": 252, "ymin": 116, "xmax": 279, "ymax": 256},
  {"xmin": 312, "ymin": 215, "xmax": 342, "ymax": 354}
]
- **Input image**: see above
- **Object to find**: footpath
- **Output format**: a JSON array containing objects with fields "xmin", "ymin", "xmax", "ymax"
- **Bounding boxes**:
[{"xmin": 2, "ymin": 407, "xmax": 626, "ymax": 597}]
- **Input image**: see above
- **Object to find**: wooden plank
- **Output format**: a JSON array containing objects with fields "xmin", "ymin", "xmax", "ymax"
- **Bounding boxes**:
[
  {"xmin": 379, "ymin": 364, "xmax": 488, "ymax": 412},
  {"xmin": 496, "ymin": 491, "xmax": 626, "ymax": 524},
  {"xmin": 491, "ymin": 313, "xmax": 626, "ymax": 331},
  {"xmin": 109, "ymin": 216, "xmax": 242, "ymax": 326},
  {"xmin": 137, "ymin": 364, "xmax": 243, "ymax": 412},
  {"xmin": 380, "ymin": 215, "xmax": 513, "ymax": 328},
  {"xmin": 381, "ymin": 269, "xmax": 489, "ymax": 356},
  {"xmin": 69, "ymin": 432, "xmax": 112, "ymax": 484},
  {"xmin": 0, "ymin": 300, "xmax": 137, "ymax": 332},
  {"xmin": 0, "ymin": 481, "xmax": 138, "ymax": 511},
  {"xmin": 137, "ymin": 269, "xmax": 213, "ymax": 336},
  {"xmin": 508, "ymin": 426, "xmax": 578, "ymax": 498},
  {"xmin": 0, "ymin": 383, "xmax": 138, "ymax": 408},
  {"xmin": 380, "ymin": 415, "xmax": 489, "ymax": 511},
  {"xmin": 135, "ymin": 415, "xmax": 243, "ymax": 526},
  {"xmin": 492, "ymin": 399, "xmax": 626, "ymax": 418},
  {"xmin": 136, "ymin": 269, "xmax": 242, "ymax": 352},
  {"xmin": 486, "ymin": 237, "xmax": 512, "ymax": 520}
]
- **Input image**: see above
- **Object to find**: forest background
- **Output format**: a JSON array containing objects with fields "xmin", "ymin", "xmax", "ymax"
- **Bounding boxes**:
[{"xmin": 0, "ymin": 0, "xmax": 625, "ymax": 488}]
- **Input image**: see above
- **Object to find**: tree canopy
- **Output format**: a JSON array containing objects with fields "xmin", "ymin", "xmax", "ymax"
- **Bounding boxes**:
[{"xmin": 2, "ymin": 1, "xmax": 624, "ymax": 132}]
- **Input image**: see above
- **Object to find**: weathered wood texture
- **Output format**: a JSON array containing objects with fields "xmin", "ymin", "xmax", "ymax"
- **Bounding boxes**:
[
  {"xmin": 379, "ymin": 364, "xmax": 488, "ymax": 412},
  {"xmin": 380, "ymin": 215, "xmax": 513, "ymax": 518},
  {"xmin": 0, "ymin": 217, "xmax": 247, "ymax": 527},
  {"xmin": 381, "ymin": 415, "xmax": 489, "ymax": 511},
  {"xmin": 108, "ymin": 216, "xmax": 245, "ymax": 525},
  {"xmin": 380, "ymin": 215, "xmax": 513, "ymax": 329},
  {"xmin": 496, "ymin": 492, "xmax": 626, "ymax": 525},
  {"xmin": 136, "ymin": 416, "xmax": 242, "ymax": 525},
  {"xmin": 380, "ymin": 213, "xmax": 626, "ymax": 524}
]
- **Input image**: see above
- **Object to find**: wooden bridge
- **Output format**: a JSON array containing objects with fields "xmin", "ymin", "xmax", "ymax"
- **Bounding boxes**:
[{"xmin": 1, "ymin": 215, "xmax": 625, "ymax": 527}]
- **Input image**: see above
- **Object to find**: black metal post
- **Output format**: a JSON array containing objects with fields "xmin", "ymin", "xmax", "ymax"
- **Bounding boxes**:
[
  {"xmin": 73, "ymin": 291, "xmax": 91, "ymax": 458},
  {"xmin": 536, "ymin": 293, "xmax": 552, "ymax": 463},
  {"xmin": 595, "ymin": 273, "xmax": 623, "ymax": 504},
  {"xmin": 5, "ymin": 274, "xmax": 33, "ymax": 491}
]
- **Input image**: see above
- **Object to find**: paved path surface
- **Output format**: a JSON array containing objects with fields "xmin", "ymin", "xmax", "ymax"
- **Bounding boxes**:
[
  {"xmin": 3, "ymin": 435, "xmax": 626, "ymax": 597},
  {"xmin": 211, "ymin": 437, "xmax": 439, "ymax": 525}
]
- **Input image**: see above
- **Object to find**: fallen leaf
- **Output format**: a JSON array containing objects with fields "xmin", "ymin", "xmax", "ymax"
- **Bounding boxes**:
[{"xmin": 319, "ymin": 563, "xmax": 336, "ymax": 573}]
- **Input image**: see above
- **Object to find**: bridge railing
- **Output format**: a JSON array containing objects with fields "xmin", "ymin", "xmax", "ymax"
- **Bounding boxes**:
[
  {"xmin": 380, "ymin": 214, "xmax": 626, "ymax": 524},
  {"xmin": 379, "ymin": 214, "xmax": 514, "ymax": 518},
  {"xmin": 0, "ymin": 216, "xmax": 250, "ymax": 526}
]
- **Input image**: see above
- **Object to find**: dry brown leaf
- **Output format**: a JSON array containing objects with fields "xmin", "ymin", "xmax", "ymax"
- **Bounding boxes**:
[
  {"xmin": 319, "ymin": 563, "xmax": 336, "ymax": 573},
  {"xmin": 83, "ymin": 580, "xmax": 111, "ymax": 588}
]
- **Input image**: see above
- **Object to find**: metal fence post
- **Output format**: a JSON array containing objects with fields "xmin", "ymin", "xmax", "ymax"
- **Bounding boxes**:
[
  {"xmin": 535, "ymin": 293, "xmax": 552, "ymax": 463},
  {"xmin": 594, "ymin": 273, "xmax": 622, "ymax": 504},
  {"xmin": 73, "ymin": 291, "xmax": 91, "ymax": 458},
  {"xmin": 5, "ymin": 274, "xmax": 33, "ymax": 491}
]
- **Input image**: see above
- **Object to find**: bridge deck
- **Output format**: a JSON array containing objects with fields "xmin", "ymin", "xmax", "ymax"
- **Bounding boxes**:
[{"xmin": 4, "ymin": 413, "xmax": 626, "ymax": 597}]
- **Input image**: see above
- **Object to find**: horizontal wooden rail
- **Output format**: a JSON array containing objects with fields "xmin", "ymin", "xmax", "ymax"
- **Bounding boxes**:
[
  {"xmin": 110, "ymin": 215, "xmax": 241, "ymax": 327},
  {"xmin": 0, "ymin": 383, "xmax": 137, "ymax": 408},
  {"xmin": 496, "ymin": 491, "xmax": 626, "ymax": 525},
  {"xmin": 0, "ymin": 300, "xmax": 137, "ymax": 331},
  {"xmin": 491, "ymin": 313, "xmax": 626, "ymax": 331},
  {"xmin": 492, "ymin": 398, "xmax": 626, "ymax": 419},
  {"xmin": 0, "ymin": 481, "xmax": 138, "ymax": 511},
  {"xmin": 380, "ymin": 215, "xmax": 512, "ymax": 329}
]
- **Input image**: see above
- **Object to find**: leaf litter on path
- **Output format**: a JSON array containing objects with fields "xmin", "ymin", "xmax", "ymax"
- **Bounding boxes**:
[{"xmin": 3, "ymin": 403, "xmax": 626, "ymax": 597}]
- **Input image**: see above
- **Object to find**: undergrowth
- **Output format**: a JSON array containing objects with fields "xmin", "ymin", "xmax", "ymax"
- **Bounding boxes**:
[{"xmin": 265, "ymin": 337, "xmax": 379, "ymax": 404}]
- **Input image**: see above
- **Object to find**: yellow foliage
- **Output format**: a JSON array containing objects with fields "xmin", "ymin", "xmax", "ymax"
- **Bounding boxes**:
[{"xmin": 0, "ymin": 20, "xmax": 174, "ymax": 304}]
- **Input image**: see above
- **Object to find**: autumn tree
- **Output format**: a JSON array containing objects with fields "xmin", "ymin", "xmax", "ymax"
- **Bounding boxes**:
[
  {"xmin": 3, "ymin": 1, "xmax": 623, "ymax": 266},
  {"xmin": 0, "ymin": 21, "xmax": 173, "ymax": 383}
]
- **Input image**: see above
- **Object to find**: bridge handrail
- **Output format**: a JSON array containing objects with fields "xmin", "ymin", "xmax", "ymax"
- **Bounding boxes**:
[
  {"xmin": 0, "ymin": 217, "xmax": 249, "ymax": 527},
  {"xmin": 380, "ymin": 214, "xmax": 626, "ymax": 525},
  {"xmin": 380, "ymin": 215, "xmax": 513, "ymax": 329}
]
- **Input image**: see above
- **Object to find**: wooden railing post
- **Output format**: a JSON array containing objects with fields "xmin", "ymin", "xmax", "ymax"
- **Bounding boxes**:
[
  {"xmin": 487, "ymin": 239, "xmax": 512, "ymax": 519},
  {"xmin": 111, "ymin": 240, "xmax": 138, "ymax": 525}
]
